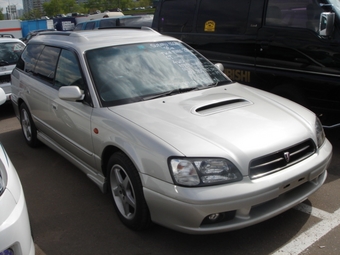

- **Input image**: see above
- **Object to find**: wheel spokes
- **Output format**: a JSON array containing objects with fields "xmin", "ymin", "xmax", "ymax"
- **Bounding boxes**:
[
  {"xmin": 21, "ymin": 110, "xmax": 32, "ymax": 141},
  {"xmin": 111, "ymin": 166, "xmax": 136, "ymax": 219}
]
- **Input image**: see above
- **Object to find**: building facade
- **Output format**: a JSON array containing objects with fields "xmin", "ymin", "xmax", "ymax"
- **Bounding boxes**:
[{"xmin": 22, "ymin": 0, "xmax": 50, "ymax": 13}]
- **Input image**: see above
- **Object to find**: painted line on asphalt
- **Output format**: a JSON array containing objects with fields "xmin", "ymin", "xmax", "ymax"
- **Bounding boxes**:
[{"xmin": 271, "ymin": 204, "xmax": 340, "ymax": 255}]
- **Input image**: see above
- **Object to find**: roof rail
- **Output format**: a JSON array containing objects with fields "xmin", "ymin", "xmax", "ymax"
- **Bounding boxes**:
[
  {"xmin": 37, "ymin": 31, "xmax": 73, "ymax": 37},
  {"xmin": 98, "ymin": 26, "xmax": 159, "ymax": 33}
]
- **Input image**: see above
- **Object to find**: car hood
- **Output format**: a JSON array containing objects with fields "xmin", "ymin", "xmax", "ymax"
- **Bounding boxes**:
[{"xmin": 109, "ymin": 83, "xmax": 316, "ymax": 173}]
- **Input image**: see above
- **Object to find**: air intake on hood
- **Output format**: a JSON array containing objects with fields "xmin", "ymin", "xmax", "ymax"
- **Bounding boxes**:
[{"xmin": 195, "ymin": 98, "xmax": 252, "ymax": 115}]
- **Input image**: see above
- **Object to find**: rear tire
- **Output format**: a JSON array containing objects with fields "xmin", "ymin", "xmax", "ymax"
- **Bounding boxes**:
[
  {"xmin": 107, "ymin": 152, "xmax": 151, "ymax": 230},
  {"xmin": 19, "ymin": 103, "xmax": 40, "ymax": 147}
]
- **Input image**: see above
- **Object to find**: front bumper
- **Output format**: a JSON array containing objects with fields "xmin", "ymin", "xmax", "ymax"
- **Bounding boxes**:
[{"xmin": 143, "ymin": 139, "xmax": 332, "ymax": 234}]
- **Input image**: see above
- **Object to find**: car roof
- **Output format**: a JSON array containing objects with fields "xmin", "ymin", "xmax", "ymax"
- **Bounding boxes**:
[
  {"xmin": 28, "ymin": 27, "xmax": 178, "ymax": 52},
  {"xmin": 0, "ymin": 37, "xmax": 25, "ymax": 43}
]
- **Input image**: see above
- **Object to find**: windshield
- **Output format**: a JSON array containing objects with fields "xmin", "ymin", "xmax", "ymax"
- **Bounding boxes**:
[
  {"xmin": 86, "ymin": 41, "xmax": 231, "ymax": 107},
  {"xmin": 0, "ymin": 41, "xmax": 25, "ymax": 66}
]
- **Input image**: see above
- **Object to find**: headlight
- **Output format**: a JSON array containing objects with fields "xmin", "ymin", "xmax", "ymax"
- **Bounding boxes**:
[
  {"xmin": 315, "ymin": 118, "xmax": 325, "ymax": 148},
  {"xmin": 0, "ymin": 159, "xmax": 8, "ymax": 196},
  {"xmin": 169, "ymin": 158, "xmax": 242, "ymax": 187}
]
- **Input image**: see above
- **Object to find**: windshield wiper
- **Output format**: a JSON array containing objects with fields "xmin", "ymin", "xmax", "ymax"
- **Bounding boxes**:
[
  {"xmin": 142, "ymin": 82, "xmax": 231, "ymax": 101},
  {"xmin": 0, "ymin": 60, "xmax": 9, "ymax": 66},
  {"xmin": 142, "ymin": 87, "xmax": 198, "ymax": 100}
]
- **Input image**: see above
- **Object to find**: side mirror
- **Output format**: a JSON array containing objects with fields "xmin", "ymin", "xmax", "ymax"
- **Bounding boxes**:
[
  {"xmin": 319, "ymin": 12, "xmax": 335, "ymax": 37},
  {"xmin": 0, "ymin": 88, "xmax": 6, "ymax": 105},
  {"xmin": 59, "ymin": 86, "xmax": 84, "ymax": 101},
  {"xmin": 215, "ymin": 63, "xmax": 224, "ymax": 72}
]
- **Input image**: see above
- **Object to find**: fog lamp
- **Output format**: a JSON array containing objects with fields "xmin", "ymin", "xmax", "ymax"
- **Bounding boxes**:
[{"xmin": 208, "ymin": 213, "xmax": 220, "ymax": 221}]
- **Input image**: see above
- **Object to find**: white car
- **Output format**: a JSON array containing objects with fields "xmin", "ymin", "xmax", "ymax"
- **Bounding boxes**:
[
  {"xmin": 0, "ymin": 38, "xmax": 25, "ymax": 102},
  {"xmin": 0, "ymin": 88, "xmax": 35, "ymax": 255},
  {"xmin": 10, "ymin": 28, "xmax": 332, "ymax": 234}
]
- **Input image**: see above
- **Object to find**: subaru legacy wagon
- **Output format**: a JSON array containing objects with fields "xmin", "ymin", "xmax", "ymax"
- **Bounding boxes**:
[{"xmin": 10, "ymin": 28, "xmax": 332, "ymax": 234}]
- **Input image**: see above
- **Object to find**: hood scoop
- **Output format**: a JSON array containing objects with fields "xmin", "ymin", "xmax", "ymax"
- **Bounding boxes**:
[{"xmin": 194, "ymin": 98, "xmax": 252, "ymax": 116}]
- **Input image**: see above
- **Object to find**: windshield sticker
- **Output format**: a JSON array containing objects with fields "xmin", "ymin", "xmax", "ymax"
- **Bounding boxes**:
[{"xmin": 204, "ymin": 20, "xmax": 216, "ymax": 32}]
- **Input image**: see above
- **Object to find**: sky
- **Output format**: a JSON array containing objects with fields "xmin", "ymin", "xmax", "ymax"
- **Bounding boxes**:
[{"xmin": 0, "ymin": 0, "xmax": 23, "ymax": 13}]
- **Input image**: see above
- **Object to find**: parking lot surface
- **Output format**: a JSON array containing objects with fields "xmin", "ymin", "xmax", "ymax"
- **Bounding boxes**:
[{"xmin": 1, "ymin": 103, "xmax": 339, "ymax": 255}]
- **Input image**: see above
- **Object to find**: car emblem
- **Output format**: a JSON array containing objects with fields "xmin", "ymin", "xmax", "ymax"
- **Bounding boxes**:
[{"xmin": 284, "ymin": 152, "xmax": 290, "ymax": 163}]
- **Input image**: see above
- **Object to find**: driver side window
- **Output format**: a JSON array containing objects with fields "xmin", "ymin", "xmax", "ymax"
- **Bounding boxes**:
[
  {"xmin": 54, "ymin": 49, "xmax": 84, "ymax": 90},
  {"xmin": 266, "ymin": 0, "xmax": 322, "ymax": 32}
]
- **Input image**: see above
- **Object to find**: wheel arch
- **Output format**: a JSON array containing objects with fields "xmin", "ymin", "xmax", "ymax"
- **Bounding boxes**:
[{"xmin": 101, "ymin": 145, "xmax": 143, "ymax": 179}]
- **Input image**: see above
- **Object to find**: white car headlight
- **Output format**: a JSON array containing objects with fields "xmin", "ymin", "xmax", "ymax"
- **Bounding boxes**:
[
  {"xmin": 169, "ymin": 158, "xmax": 242, "ymax": 187},
  {"xmin": 0, "ymin": 159, "xmax": 8, "ymax": 196},
  {"xmin": 315, "ymin": 118, "xmax": 325, "ymax": 148}
]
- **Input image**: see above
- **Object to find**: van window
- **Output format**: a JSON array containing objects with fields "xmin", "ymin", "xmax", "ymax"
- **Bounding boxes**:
[
  {"xmin": 99, "ymin": 18, "xmax": 118, "ymax": 28},
  {"xmin": 196, "ymin": 0, "xmax": 250, "ymax": 34},
  {"xmin": 34, "ymin": 46, "xmax": 61, "ymax": 85},
  {"xmin": 55, "ymin": 49, "xmax": 84, "ymax": 90},
  {"xmin": 74, "ymin": 23, "xmax": 83, "ymax": 30},
  {"xmin": 266, "ymin": 0, "xmax": 322, "ymax": 32},
  {"xmin": 85, "ymin": 21, "xmax": 96, "ymax": 30},
  {"xmin": 158, "ymin": 0, "xmax": 196, "ymax": 32}
]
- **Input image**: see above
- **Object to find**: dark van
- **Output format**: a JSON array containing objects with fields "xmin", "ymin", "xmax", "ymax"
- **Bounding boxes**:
[{"xmin": 152, "ymin": 0, "xmax": 340, "ymax": 127}]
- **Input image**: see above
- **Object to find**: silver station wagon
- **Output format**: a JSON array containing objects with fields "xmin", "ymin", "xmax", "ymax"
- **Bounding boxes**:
[{"xmin": 10, "ymin": 28, "xmax": 332, "ymax": 234}]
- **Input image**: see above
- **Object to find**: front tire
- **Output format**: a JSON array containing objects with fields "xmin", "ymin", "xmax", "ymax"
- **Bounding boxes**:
[
  {"xmin": 20, "ymin": 103, "xmax": 40, "ymax": 147},
  {"xmin": 108, "ymin": 152, "xmax": 151, "ymax": 230}
]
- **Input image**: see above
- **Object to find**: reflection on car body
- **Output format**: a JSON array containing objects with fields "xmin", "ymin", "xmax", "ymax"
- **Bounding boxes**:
[
  {"xmin": 0, "ymin": 88, "xmax": 35, "ymax": 255},
  {"xmin": 10, "ymin": 28, "xmax": 332, "ymax": 234}
]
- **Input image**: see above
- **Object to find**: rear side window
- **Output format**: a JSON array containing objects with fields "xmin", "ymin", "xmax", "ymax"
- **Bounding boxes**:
[
  {"xmin": 158, "ymin": 0, "xmax": 196, "ymax": 32},
  {"xmin": 34, "ymin": 46, "xmax": 61, "ymax": 85},
  {"xmin": 196, "ymin": 0, "xmax": 251, "ymax": 34},
  {"xmin": 17, "ymin": 44, "xmax": 44, "ymax": 73}
]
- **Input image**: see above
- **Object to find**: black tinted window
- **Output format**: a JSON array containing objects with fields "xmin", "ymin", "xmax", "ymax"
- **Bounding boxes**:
[
  {"xmin": 266, "ymin": 0, "xmax": 323, "ymax": 32},
  {"xmin": 34, "ymin": 46, "xmax": 60, "ymax": 84},
  {"xmin": 197, "ymin": 0, "xmax": 250, "ymax": 34},
  {"xmin": 158, "ymin": 0, "xmax": 196, "ymax": 32},
  {"xmin": 17, "ymin": 44, "xmax": 44, "ymax": 72}
]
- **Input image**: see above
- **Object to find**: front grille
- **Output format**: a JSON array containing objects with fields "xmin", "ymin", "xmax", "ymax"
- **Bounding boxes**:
[
  {"xmin": 0, "ymin": 74, "xmax": 11, "ymax": 84},
  {"xmin": 249, "ymin": 139, "xmax": 316, "ymax": 179}
]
